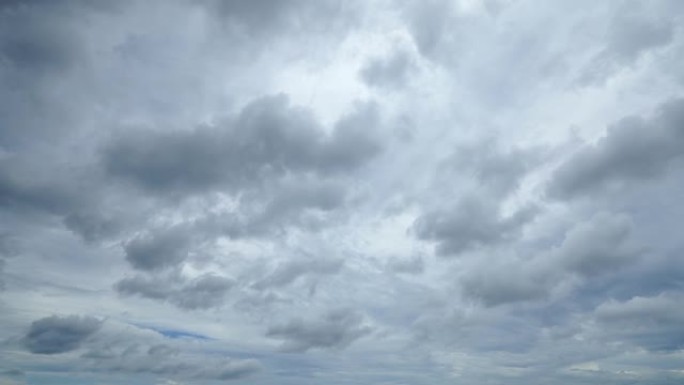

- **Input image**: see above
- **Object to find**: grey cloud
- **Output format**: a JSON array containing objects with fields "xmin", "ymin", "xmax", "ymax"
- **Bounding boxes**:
[
  {"xmin": 0, "ymin": 0, "xmax": 99, "ymax": 148},
  {"xmin": 104, "ymin": 95, "xmax": 381, "ymax": 195},
  {"xmin": 415, "ymin": 306, "xmax": 542, "ymax": 353},
  {"xmin": 266, "ymin": 309, "xmax": 372, "ymax": 352},
  {"xmin": 195, "ymin": 360, "xmax": 262, "ymax": 381},
  {"xmin": 0, "ymin": 159, "xmax": 74, "ymax": 215},
  {"xmin": 580, "ymin": 10, "xmax": 675, "ymax": 84},
  {"xmin": 460, "ymin": 213, "xmax": 641, "ymax": 307},
  {"xmin": 116, "ymin": 273, "xmax": 233, "ymax": 310},
  {"xmin": 608, "ymin": 15, "xmax": 674, "ymax": 61},
  {"xmin": 255, "ymin": 257, "xmax": 344, "ymax": 289},
  {"xmin": 79, "ymin": 321, "xmax": 261, "ymax": 381},
  {"xmin": 461, "ymin": 261, "xmax": 551, "ymax": 307},
  {"xmin": 387, "ymin": 255, "xmax": 425, "ymax": 275},
  {"xmin": 199, "ymin": 0, "xmax": 356, "ymax": 38},
  {"xmin": 360, "ymin": 50, "xmax": 416, "ymax": 89},
  {"xmin": 0, "ymin": 14, "xmax": 77, "ymax": 76},
  {"xmin": 414, "ymin": 197, "xmax": 537, "ymax": 256},
  {"xmin": 0, "ymin": 259, "xmax": 4, "ymax": 290},
  {"xmin": 404, "ymin": 0, "xmax": 453, "ymax": 58},
  {"xmin": 594, "ymin": 293, "xmax": 684, "ymax": 352},
  {"xmin": 0, "ymin": 153, "xmax": 131, "ymax": 244},
  {"xmin": 123, "ymin": 228, "xmax": 192, "ymax": 271},
  {"xmin": 207, "ymin": 179, "xmax": 348, "ymax": 239},
  {"xmin": 413, "ymin": 141, "xmax": 540, "ymax": 257},
  {"xmin": 446, "ymin": 142, "xmax": 541, "ymax": 197},
  {"xmin": 0, "ymin": 369, "xmax": 24, "ymax": 378},
  {"xmin": 23, "ymin": 315, "xmax": 102, "ymax": 355},
  {"xmin": 554, "ymin": 213, "xmax": 641, "ymax": 277},
  {"xmin": 62, "ymin": 211, "xmax": 122, "ymax": 243},
  {"xmin": 548, "ymin": 98, "xmax": 684, "ymax": 199}
]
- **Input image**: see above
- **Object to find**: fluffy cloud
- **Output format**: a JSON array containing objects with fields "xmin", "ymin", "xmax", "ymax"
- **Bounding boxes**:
[
  {"xmin": 23, "ymin": 315, "xmax": 102, "ymax": 355},
  {"xmin": 104, "ymin": 95, "xmax": 381, "ymax": 196},
  {"xmin": 549, "ymin": 98, "xmax": 684, "ymax": 199},
  {"xmin": 414, "ymin": 196, "xmax": 537, "ymax": 256}
]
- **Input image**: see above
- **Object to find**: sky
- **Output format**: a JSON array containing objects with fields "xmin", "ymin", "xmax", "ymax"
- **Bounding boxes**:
[{"xmin": 1, "ymin": 0, "xmax": 684, "ymax": 384}]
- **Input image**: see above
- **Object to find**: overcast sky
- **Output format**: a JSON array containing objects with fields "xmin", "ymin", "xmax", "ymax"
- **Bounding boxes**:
[{"xmin": 2, "ymin": 1, "xmax": 684, "ymax": 384}]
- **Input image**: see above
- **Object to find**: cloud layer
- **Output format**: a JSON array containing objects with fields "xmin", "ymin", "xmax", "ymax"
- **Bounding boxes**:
[{"xmin": 2, "ymin": 0, "xmax": 684, "ymax": 384}]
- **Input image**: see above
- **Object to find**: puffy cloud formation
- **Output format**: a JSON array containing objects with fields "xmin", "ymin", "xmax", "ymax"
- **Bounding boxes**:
[
  {"xmin": 23, "ymin": 315, "xmax": 102, "ymax": 355},
  {"xmin": 2, "ymin": 0, "xmax": 684, "ymax": 384}
]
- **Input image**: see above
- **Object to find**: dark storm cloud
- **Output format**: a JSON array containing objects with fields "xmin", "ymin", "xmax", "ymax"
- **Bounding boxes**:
[
  {"xmin": 548, "ymin": 98, "xmax": 684, "ymax": 199},
  {"xmin": 23, "ymin": 315, "xmax": 102, "ymax": 355},
  {"xmin": 360, "ymin": 50, "xmax": 416, "ymax": 89},
  {"xmin": 116, "ymin": 273, "xmax": 233, "ymax": 310},
  {"xmin": 414, "ymin": 197, "xmax": 537, "ymax": 256},
  {"xmin": 266, "ymin": 309, "xmax": 372, "ymax": 352},
  {"xmin": 104, "ymin": 95, "xmax": 381, "ymax": 195}
]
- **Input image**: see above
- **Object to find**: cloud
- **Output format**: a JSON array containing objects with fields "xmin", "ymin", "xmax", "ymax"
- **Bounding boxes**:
[
  {"xmin": 266, "ymin": 309, "xmax": 372, "ymax": 352},
  {"xmin": 204, "ymin": 178, "xmax": 349, "ymax": 239},
  {"xmin": 579, "ymin": 7, "xmax": 675, "ymax": 84},
  {"xmin": 386, "ymin": 255, "xmax": 425, "ymax": 275},
  {"xmin": 76, "ymin": 320, "xmax": 261, "ymax": 381},
  {"xmin": 0, "ymin": 258, "xmax": 5, "ymax": 290},
  {"xmin": 403, "ymin": 0, "xmax": 455, "ymax": 59},
  {"xmin": 23, "ymin": 315, "xmax": 102, "ymax": 354},
  {"xmin": 446, "ymin": 142, "xmax": 541, "ymax": 197},
  {"xmin": 554, "ymin": 213, "xmax": 642, "ymax": 277},
  {"xmin": 360, "ymin": 50, "xmax": 416, "ymax": 89},
  {"xmin": 103, "ymin": 95, "xmax": 381, "ymax": 196},
  {"xmin": 548, "ymin": 98, "xmax": 684, "ymax": 199},
  {"xmin": 461, "ymin": 259, "xmax": 551, "ymax": 307},
  {"xmin": 123, "ymin": 227, "xmax": 193, "ymax": 271},
  {"xmin": 254, "ymin": 257, "xmax": 344, "ymax": 289},
  {"xmin": 116, "ymin": 272, "xmax": 233, "ymax": 310},
  {"xmin": 414, "ymin": 196, "xmax": 537, "ymax": 256},
  {"xmin": 594, "ymin": 293, "xmax": 684, "ymax": 352},
  {"xmin": 2, "ymin": 0, "xmax": 684, "ymax": 384},
  {"xmin": 412, "ymin": 141, "xmax": 542, "ymax": 257},
  {"xmin": 460, "ymin": 212, "xmax": 643, "ymax": 307},
  {"xmin": 198, "ymin": 0, "xmax": 358, "ymax": 38}
]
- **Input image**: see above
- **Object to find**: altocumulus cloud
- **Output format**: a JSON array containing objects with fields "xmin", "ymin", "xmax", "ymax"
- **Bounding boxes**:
[{"xmin": 2, "ymin": 0, "xmax": 684, "ymax": 384}]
